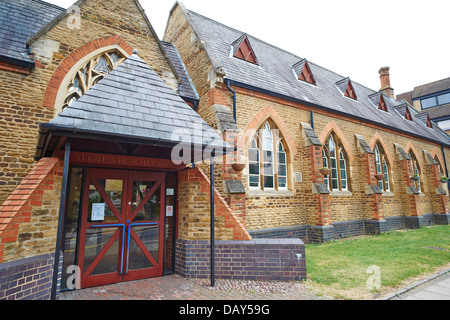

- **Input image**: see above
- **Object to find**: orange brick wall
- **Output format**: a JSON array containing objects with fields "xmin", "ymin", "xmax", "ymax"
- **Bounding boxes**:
[{"xmin": 0, "ymin": 158, "xmax": 63, "ymax": 263}]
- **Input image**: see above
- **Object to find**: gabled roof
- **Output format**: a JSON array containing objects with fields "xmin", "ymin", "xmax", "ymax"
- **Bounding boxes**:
[
  {"xmin": 173, "ymin": 4, "xmax": 450, "ymax": 146},
  {"xmin": 38, "ymin": 53, "xmax": 227, "ymax": 158},
  {"xmin": 0, "ymin": 0, "xmax": 64, "ymax": 66}
]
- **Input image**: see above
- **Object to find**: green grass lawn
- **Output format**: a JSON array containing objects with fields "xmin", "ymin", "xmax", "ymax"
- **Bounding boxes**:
[{"xmin": 304, "ymin": 225, "xmax": 450, "ymax": 299}]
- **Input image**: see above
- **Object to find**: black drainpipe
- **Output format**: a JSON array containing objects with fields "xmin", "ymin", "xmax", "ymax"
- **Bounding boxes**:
[
  {"xmin": 225, "ymin": 79, "xmax": 237, "ymax": 123},
  {"xmin": 441, "ymin": 145, "xmax": 449, "ymax": 189}
]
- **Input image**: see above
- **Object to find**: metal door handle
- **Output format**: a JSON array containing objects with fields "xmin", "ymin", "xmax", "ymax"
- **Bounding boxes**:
[
  {"xmin": 91, "ymin": 224, "xmax": 126, "ymax": 275},
  {"xmin": 125, "ymin": 222, "xmax": 158, "ymax": 274}
]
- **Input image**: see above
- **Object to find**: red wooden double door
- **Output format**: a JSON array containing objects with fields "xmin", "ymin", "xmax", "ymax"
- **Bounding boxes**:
[{"xmin": 78, "ymin": 168, "xmax": 165, "ymax": 288}]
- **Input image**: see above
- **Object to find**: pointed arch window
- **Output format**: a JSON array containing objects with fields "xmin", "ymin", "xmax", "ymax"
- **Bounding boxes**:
[
  {"xmin": 248, "ymin": 120, "xmax": 289, "ymax": 190},
  {"xmin": 322, "ymin": 133, "xmax": 350, "ymax": 191},
  {"xmin": 409, "ymin": 151, "xmax": 422, "ymax": 192},
  {"xmin": 374, "ymin": 144, "xmax": 390, "ymax": 191},
  {"xmin": 61, "ymin": 50, "xmax": 126, "ymax": 112},
  {"xmin": 249, "ymin": 137, "xmax": 260, "ymax": 188},
  {"xmin": 278, "ymin": 143, "xmax": 287, "ymax": 188}
]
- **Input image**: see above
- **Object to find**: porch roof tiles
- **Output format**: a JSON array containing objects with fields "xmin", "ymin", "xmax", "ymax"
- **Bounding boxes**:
[{"xmin": 38, "ymin": 53, "xmax": 228, "ymax": 156}]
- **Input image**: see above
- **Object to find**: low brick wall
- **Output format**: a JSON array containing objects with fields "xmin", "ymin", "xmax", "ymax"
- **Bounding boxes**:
[
  {"xmin": 250, "ymin": 214, "xmax": 450, "ymax": 243},
  {"xmin": 176, "ymin": 239, "xmax": 306, "ymax": 282},
  {"xmin": 0, "ymin": 253, "xmax": 61, "ymax": 300}
]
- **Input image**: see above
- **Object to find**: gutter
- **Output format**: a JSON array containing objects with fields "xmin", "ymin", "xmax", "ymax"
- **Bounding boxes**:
[
  {"xmin": 225, "ymin": 79, "xmax": 237, "ymax": 123},
  {"xmin": 0, "ymin": 55, "xmax": 35, "ymax": 70},
  {"xmin": 35, "ymin": 123, "xmax": 231, "ymax": 160}
]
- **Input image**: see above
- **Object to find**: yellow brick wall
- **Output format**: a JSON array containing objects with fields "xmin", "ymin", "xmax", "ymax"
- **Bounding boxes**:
[{"xmin": 165, "ymin": 4, "xmax": 450, "ymax": 232}]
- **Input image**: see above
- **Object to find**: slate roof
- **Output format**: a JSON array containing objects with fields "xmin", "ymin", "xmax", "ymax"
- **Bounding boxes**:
[
  {"xmin": 161, "ymin": 41, "xmax": 199, "ymax": 102},
  {"xmin": 179, "ymin": 6, "xmax": 450, "ymax": 146},
  {"xmin": 0, "ymin": 0, "xmax": 64, "ymax": 66},
  {"xmin": 40, "ymin": 54, "xmax": 227, "ymax": 153},
  {"xmin": 412, "ymin": 77, "xmax": 450, "ymax": 99}
]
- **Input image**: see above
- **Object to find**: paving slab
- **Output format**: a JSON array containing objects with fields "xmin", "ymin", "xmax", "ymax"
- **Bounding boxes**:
[{"xmin": 387, "ymin": 270, "xmax": 450, "ymax": 300}]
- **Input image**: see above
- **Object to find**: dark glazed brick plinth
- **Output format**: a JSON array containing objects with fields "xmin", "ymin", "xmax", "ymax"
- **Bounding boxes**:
[
  {"xmin": 0, "ymin": 253, "xmax": 61, "ymax": 300},
  {"xmin": 176, "ymin": 239, "xmax": 306, "ymax": 282}
]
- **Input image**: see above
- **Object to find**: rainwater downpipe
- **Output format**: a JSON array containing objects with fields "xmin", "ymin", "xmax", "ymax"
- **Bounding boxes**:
[
  {"xmin": 441, "ymin": 145, "xmax": 449, "ymax": 189},
  {"xmin": 225, "ymin": 79, "xmax": 237, "ymax": 123}
]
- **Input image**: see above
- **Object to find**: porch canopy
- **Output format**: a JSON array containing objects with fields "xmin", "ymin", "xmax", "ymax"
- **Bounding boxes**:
[{"xmin": 35, "ymin": 53, "xmax": 229, "ymax": 163}]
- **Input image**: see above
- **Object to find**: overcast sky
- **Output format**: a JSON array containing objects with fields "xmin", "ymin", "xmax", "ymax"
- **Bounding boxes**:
[{"xmin": 46, "ymin": 0, "xmax": 450, "ymax": 95}]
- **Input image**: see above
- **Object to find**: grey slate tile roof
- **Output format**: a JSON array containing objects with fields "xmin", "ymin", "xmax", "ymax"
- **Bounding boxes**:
[
  {"xmin": 182, "ymin": 8, "xmax": 450, "ymax": 146},
  {"xmin": 161, "ymin": 41, "xmax": 199, "ymax": 102},
  {"xmin": 412, "ymin": 77, "xmax": 450, "ymax": 99},
  {"xmin": 0, "ymin": 0, "xmax": 64, "ymax": 65},
  {"xmin": 41, "ymin": 54, "xmax": 227, "ymax": 151}
]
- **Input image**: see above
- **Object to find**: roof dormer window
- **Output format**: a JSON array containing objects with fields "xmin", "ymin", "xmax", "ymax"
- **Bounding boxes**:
[
  {"xmin": 345, "ymin": 81, "xmax": 357, "ymax": 100},
  {"xmin": 232, "ymin": 34, "xmax": 258, "ymax": 65},
  {"xmin": 293, "ymin": 59, "xmax": 316, "ymax": 85},
  {"xmin": 394, "ymin": 103, "xmax": 413, "ymax": 121},
  {"xmin": 336, "ymin": 78, "xmax": 357, "ymax": 100}
]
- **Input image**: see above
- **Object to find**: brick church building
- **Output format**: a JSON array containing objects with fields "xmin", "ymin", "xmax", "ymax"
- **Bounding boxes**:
[{"xmin": 0, "ymin": 0, "xmax": 449, "ymax": 299}]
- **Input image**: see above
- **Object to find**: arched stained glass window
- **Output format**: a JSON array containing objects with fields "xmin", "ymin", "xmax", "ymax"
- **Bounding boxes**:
[{"xmin": 61, "ymin": 49, "xmax": 126, "ymax": 112}]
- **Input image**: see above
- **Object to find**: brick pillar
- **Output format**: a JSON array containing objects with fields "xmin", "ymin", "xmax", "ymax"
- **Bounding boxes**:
[
  {"xmin": 402, "ymin": 158, "xmax": 422, "ymax": 217},
  {"xmin": 393, "ymin": 144, "xmax": 422, "ymax": 227},
  {"xmin": 365, "ymin": 153, "xmax": 385, "ymax": 220},
  {"xmin": 221, "ymin": 129, "xmax": 246, "ymax": 227},
  {"xmin": 309, "ymin": 144, "xmax": 334, "ymax": 243},
  {"xmin": 429, "ymin": 163, "xmax": 449, "ymax": 214},
  {"xmin": 311, "ymin": 144, "xmax": 331, "ymax": 226}
]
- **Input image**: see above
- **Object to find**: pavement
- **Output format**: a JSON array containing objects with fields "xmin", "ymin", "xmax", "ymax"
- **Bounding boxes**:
[
  {"xmin": 385, "ymin": 269, "xmax": 450, "ymax": 300},
  {"xmin": 59, "ymin": 270, "xmax": 450, "ymax": 301}
]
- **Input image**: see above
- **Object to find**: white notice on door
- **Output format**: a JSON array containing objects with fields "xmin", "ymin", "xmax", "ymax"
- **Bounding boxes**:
[
  {"xmin": 91, "ymin": 203, "xmax": 106, "ymax": 221},
  {"xmin": 166, "ymin": 205, "xmax": 173, "ymax": 217}
]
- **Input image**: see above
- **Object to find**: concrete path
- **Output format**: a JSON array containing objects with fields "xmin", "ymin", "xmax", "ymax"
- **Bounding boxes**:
[{"xmin": 386, "ymin": 270, "xmax": 450, "ymax": 300}]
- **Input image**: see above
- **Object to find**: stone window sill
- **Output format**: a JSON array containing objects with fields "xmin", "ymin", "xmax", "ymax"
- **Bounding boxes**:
[
  {"xmin": 248, "ymin": 188, "xmax": 293, "ymax": 197},
  {"xmin": 330, "ymin": 190, "xmax": 353, "ymax": 197}
]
